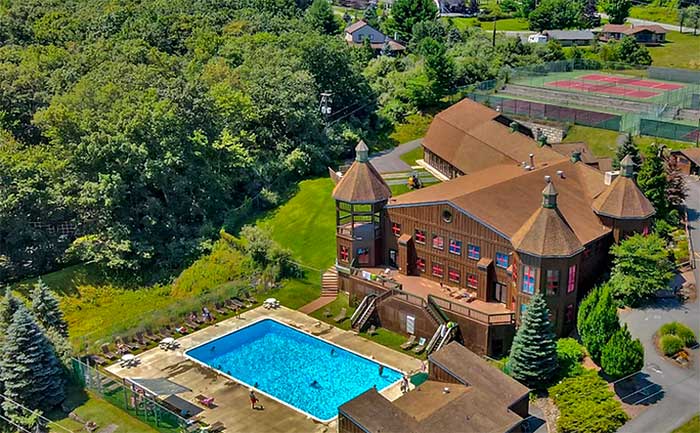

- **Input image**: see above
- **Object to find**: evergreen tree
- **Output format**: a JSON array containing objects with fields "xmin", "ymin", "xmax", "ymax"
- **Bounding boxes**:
[
  {"xmin": 579, "ymin": 283, "xmax": 620, "ymax": 363},
  {"xmin": 638, "ymin": 144, "xmax": 670, "ymax": 220},
  {"xmin": 507, "ymin": 292, "xmax": 558, "ymax": 389},
  {"xmin": 581, "ymin": 0, "xmax": 601, "ymax": 28},
  {"xmin": 613, "ymin": 133, "xmax": 642, "ymax": 169},
  {"xmin": 666, "ymin": 157, "xmax": 687, "ymax": 210},
  {"xmin": 31, "ymin": 279, "xmax": 68, "ymax": 338},
  {"xmin": 601, "ymin": 324, "xmax": 644, "ymax": 379},
  {"xmin": 0, "ymin": 305, "xmax": 65, "ymax": 414},
  {"xmin": 363, "ymin": 4, "xmax": 379, "ymax": 28},
  {"xmin": 305, "ymin": 0, "xmax": 339, "ymax": 35},
  {"xmin": 0, "ymin": 288, "xmax": 21, "ymax": 330}
]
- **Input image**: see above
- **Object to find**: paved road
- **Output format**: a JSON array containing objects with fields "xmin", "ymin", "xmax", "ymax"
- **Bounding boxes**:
[
  {"xmin": 618, "ymin": 177, "xmax": 700, "ymax": 433},
  {"xmin": 369, "ymin": 138, "xmax": 422, "ymax": 174}
]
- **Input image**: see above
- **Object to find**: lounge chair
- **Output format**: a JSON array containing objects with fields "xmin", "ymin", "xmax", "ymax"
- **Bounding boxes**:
[
  {"xmin": 159, "ymin": 327, "xmax": 173, "ymax": 338},
  {"xmin": 144, "ymin": 330, "xmax": 162, "ymax": 342},
  {"xmin": 88, "ymin": 354, "xmax": 107, "ymax": 366},
  {"xmin": 214, "ymin": 303, "xmax": 227, "ymax": 315},
  {"xmin": 115, "ymin": 337, "xmax": 137, "ymax": 352},
  {"xmin": 400, "ymin": 335, "xmax": 416, "ymax": 350},
  {"xmin": 367, "ymin": 325, "xmax": 378, "ymax": 336},
  {"xmin": 413, "ymin": 337, "xmax": 427, "ymax": 354},
  {"xmin": 333, "ymin": 307, "xmax": 348, "ymax": 323},
  {"xmin": 323, "ymin": 307, "xmax": 332, "ymax": 318},
  {"xmin": 134, "ymin": 332, "xmax": 148, "ymax": 346},
  {"xmin": 232, "ymin": 297, "xmax": 247, "ymax": 308},
  {"xmin": 209, "ymin": 421, "xmax": 225, "ymax": 433},
  {"xmin": 195, "ymin": 394, "xmax": 215, "ymax": 408},
  {"xmin": 101, "ymin": 344, "xmax": 117, "ymax": 360},
  {"xmin": 224, "ymin": 299, "xmax": 240, "ymax": 311}
]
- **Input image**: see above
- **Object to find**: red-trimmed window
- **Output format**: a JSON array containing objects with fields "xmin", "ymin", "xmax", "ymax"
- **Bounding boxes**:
[
  {"xmin": 432, "ymin": 235, "xmax": 444, "ymax": 250},
  {"xmin": 357, "ymin": 248, "xmax": 370, "ymax": 265},
  {"xmin": 448, "ymin": 239, "xmax": 462, "ymax": 255},
  {"xmin": 467, "ymin": 244, "xmax": 480, "ymax": 260},
  {"xmin": 522, "ymin": 265, "xmax": 535, "ymax": 294},
  {"xmin": 391, "ymin": 222, "xmax": 401, "ymax": 237},
  {"xmin": 546, "ymin": 270, "xmax": 560, "ymax": 295},
  {"xmin": 567, "ymin": 265, "xmax": 577, "ymax": 293},
  {"xmin": 415, "ymin": 229, "xmax": 426, "ymax": 244},
  {"xmin": 467, "ymin": 274, "xmax": 478, "ymax": 289},
  {"xmin": 339, "ymin": 246, "xmax": 349, "ymax": 262},
  {"xmin": 432, "ymin": 262, "xmax": 444, "ymax": 278},
  {"xmin": 496, "ymin": 252, "xmax": 509, "ymax": 269},
  {"xmin": 416, "ymin": 257, "xmax": 426, "ymax": 272},
  {"xmin": 448, "ymin": 268, "xmax": 460, "ymax": 284},
  {"xmin": 565, "ymin": 304, "xmax": 574, "ymax": 323}
]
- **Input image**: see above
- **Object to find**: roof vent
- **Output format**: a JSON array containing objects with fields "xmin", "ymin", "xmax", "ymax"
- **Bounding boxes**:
[
  {"xmin": 604, "ymin": 170, "xmax": 620, "ymax": 185},
  {"xmin": 557, "ymin": 170, "xmax": 565, "ymax": 179},
  {"xmin": 529, "ymin": 153, "xmax": 535, "ymax": 169},
  {"xmin": 544, "ymin": 175, "xmax": 552, "ymax": 183}
]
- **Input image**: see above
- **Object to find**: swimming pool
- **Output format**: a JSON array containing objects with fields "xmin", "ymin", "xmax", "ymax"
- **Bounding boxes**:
[{"xmin": 185, "ymin": 318, "xmax": 402, "ymax": 422}]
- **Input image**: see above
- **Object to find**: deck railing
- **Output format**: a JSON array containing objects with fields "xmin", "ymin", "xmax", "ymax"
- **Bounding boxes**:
[{"xmin": 429, "ymin": 295, "xmax": 515, "ymax": 325}]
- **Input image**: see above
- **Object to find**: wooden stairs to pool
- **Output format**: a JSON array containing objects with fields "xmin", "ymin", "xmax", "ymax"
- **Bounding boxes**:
[{"xmin": 298, "ymin": 267, "xmax": 339, "ymax": 314}]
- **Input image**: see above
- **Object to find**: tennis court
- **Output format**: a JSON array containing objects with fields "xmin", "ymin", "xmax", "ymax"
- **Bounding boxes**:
[
  {"xmin": 547, "ymin": 79, "xmax": 660, "ymax": 99},
  {"xmin": 580, "ymin": 74, "xmax": 685, "ymax": 91}
]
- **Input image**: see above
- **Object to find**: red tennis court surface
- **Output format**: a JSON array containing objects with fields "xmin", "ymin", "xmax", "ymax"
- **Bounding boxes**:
[
  {"xmin": 547, "ymin": 80, "xmax": 659, "ymax": 98},
  {"xmin": 580, "ymin": 74, "xmax": 685, "ymax": 91}
]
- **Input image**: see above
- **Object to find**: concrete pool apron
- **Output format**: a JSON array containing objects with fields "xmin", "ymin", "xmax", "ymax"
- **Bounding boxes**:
[
  {"xmin": 106, "ymin": 306, "xmax": 422, "ymax": 431},
  {"xmin": 184, "ymin": 316, "xmax": 403, "ymax": 423}
]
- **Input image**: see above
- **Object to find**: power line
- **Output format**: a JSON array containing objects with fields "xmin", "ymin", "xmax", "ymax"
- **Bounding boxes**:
[
  {"xmin": 0, "ymin": 393, "xmax": 73, "ymax": 433},
  {"xmin": 0, "ymin": 413, "xmax": 33, "ymax": 433}
]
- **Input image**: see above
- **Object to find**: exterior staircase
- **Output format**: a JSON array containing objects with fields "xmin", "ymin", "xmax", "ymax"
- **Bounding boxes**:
[{"xmin": 321, "ymin": 267, "xmax": 339, "ymax": 298}]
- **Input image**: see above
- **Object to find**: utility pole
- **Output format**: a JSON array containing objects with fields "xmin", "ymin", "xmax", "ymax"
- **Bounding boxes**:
[{"xmin": 320, "ymin": 91, "xmax": 333, "ymax": 120}]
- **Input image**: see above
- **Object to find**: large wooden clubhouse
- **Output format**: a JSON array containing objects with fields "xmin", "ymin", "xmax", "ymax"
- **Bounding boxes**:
[{"xmin": 330, "ymin": 98, "xmax": 654, "ymax": 357}]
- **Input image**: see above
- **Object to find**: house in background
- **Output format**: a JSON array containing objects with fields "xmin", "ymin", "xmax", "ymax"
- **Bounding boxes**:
[
  {"xmin": 338, "ymin": 342, "xmax": 530, "ymax": 433},
  {"xmin": 670, "ymin": 148, "xmax": 700, "ymax": 175},
  {"xmin": 599, "ymin": 24, "xmax": 667, "ymax": 44},
  {"xmin": 331, "ymin": 99, "xmax": 655, "ymax": 357},
  {"xmin": 343, "ymin": 20, "xmax": 406, "ymax": 53},
  {"xmin": 542, "ymin": 30, "xmax": 596, "ymax": 46}
]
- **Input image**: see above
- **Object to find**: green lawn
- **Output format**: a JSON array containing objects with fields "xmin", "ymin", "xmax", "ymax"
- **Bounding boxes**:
[
  {"xmin": 387, "ymin": 113, "xmax": 432, "ymax": 148},
  {"xmin": 399, "ymin": 146, "xmax": 424, "ymax": 166},
  {"xmin": 563, "ymin": 125, "xmax": 693, "ymax": 159},
  {"xmin": 446, "ymin": 17, "xmax": 530, "ymax": 31},
  {"xmin": 257, "ymin": 178, "xmax": 336, "ymax": 271},
  {"xmin": 673, "ymin": 414, "xmax": 700, "ymax": 433},
  {"xmin": 50, "ymin": 389, "xmax": 159, "ymax": 433},
  {"xmin": 648, "ymin": 31, "xmax": 700, "ymax": 70},
  {"xmin": 630, "ymin": 6, "xmax": 678, "ymax": 25}
]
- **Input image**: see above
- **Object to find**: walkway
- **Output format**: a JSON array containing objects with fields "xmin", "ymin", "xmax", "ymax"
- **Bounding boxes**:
[
  {"xmin": 617, "ymin": 177, "xmax": 700, "ymax": 433},
  {"xmin": 298, "ymin": 295, "xmax": 335, "ymax": 314},
  {"xmin": 369, "ymin": 138, "xmax": 422, "ymax": 174}
]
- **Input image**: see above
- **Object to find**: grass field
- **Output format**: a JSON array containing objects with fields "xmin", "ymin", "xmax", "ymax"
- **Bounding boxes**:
[
  {"xmin": 672, "ymin": 414, "xmax": 700, "ymax": 433},
  {"xmin": 399, "ymin": 146, "xmax": 424, "ymax": 166},
  {"xmin": 629, "ymin": 5, "xmax": 678, "ymax": 25},
  {"xmin": 445, "ymin": 17, "xmax": 530, "ymax": 31},
  {"xmin": 649, "ymin": 31, "xmax": 700, "ymax": 70},
  {"xmin": 563, "ymin": 125, "xmax": 694, "ymax": 158}
]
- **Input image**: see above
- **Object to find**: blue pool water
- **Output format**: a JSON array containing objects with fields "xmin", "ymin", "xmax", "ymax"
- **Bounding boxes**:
[{"xmin": 185, "ymin": 319, "xmax": 402, "ymax": 421}]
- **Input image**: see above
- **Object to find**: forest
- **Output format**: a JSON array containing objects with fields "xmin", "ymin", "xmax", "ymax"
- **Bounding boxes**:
[{"xmin": 0, "ymin": 0, "xmax": 655, "ymax": 282}]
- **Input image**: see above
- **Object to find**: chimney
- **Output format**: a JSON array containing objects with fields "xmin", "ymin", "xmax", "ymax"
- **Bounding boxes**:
[
  {"xmin": 544, "ymin": 175, "xmax": 552, "ymax": 183},
  {"xmin": 529, "ymin": 153, "xmax": 535, "ymax": 169},
  {"xmin": 556, "ymin": 170, "xmax": 565, "ymax": 179},
  {"xmin": 604, "ymin": 170, "xmax": 620, "ymax": 185}
]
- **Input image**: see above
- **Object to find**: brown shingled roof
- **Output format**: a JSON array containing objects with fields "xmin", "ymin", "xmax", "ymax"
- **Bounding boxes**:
[
  {"xmin": 592, "ymin": 176, "xmax": 655, "ymax": 220},
  {"xmin": 674, "ymin": 148, "xmax": 700, "ymax": 167},
  {"xmin": 511, "ymin": 200, "xmax": 585, "ymax": 258},
  {"xmin": 344, "ymin": 20, "xmax": 369, "ymax": 34},
  {"xmin": 338, "ymin": 388, "xmax": 417, "ymax": 433},
  {"xmin": 389, "ymin": 160, "xmax": 610, "ymax": 246},
  {"xmin": 332, "ymin": 141, "xmax": 392, "ymax": 203},
  {"xmin": 422, "ymin": 99, "xmax": 564, "ymax": 174}
]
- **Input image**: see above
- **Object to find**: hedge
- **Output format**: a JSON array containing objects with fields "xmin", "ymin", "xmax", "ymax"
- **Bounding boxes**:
[
  {"xmin": 556, "ymin": 338, "xmax": 586, "ymax": 378},
  {"xmin": 659, "ymin": 322, "xmax": 697, "ymax": 347},
  {"xmin": 660, "ymin": 334, "xmax": 685, "ymax": 356},
  {"xmin": 550, "ymin": 370, "xmax": 629, "ymax": 433}
]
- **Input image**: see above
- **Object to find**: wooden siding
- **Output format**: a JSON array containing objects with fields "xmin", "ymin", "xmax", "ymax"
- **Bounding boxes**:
[
  {"xmin": 338, "ymin": 414, "xmax": 368, "ymax": 433},
  {"xmin": 428, "ymin": 362, "xmax": 464, "ymax": 385},
  {"xmin": 377, "ymin": 297, "xmax": 436, "ymax": 340},
  {"xmin": 424, "ymin": 148, "xmax": 463, "ymax": 179}
]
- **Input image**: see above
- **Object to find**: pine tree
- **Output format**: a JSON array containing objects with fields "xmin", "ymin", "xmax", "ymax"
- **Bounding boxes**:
[
  {"xmin": 305, "ymin": 0, "xmax": 339, "ymax": 35},
  {"xmin": 613, "ymin": 133, "xmax": 642, "ymax": 169},
  {"xmin": 363, "ymin": 4, "xmax": 379, "ymax": 28},
  {"xmin": 0, "ymin": 288, "xmax": 21, "ymax": 329},
  {"xmin": 638, "ymin": 143, "xmax": 670, "ymax": 218},
  {"xmin": 601, "ymin": 324, "xmax": 644, "ymax": 379},
  {"xmin": 0, "ymin": 305, "xmax": 66, "ymax": 414},
  {"xmin": 31, "ymin": 278, "xmax": 68, "ymax": 338},
  {"xmin": 579, "ymin": 284, "xmax": 620, "ymax": 363},
  {"xmin": 507, "ymin": 292, "xmax": 558, "ymax": 389},
  {"xmin": 665, "ymin": 157, "xmax": 687, "ymax": 210}
]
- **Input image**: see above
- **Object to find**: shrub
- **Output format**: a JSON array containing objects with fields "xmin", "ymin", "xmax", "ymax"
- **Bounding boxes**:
[
  {"xmin": 601, "ymin": 325, "xmax": 644, "ymax": 379},
  {"xmin": 659, "ymin": 322, "xmax": 697, "ymax": 347},
  {"xmin": 578, "ymin": 284, "xmax": 620, "ymax": 363},
  {"xmin": 660, "ymin": 334, "xmax": 684, "ymax": 356},
  {"xmin": 550, "ymin": 370, "xmax": 629, "ymax": 433},
  {"xmin": 557, "ymin": 338, "xmax": 586, "ymax": 378}
]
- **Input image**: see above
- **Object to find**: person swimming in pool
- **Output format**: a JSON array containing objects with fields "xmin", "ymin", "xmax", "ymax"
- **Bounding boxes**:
[
  {"xmin": 330, "ymin": 348, "xmax": 335, "ymax": 356},
  {"xmin": 311, "ymin": 380, "xmax": 320, "ymax": 389},
  {"xmin": 378, "ymin": 365, "xmax": 384, "ymax": 376}
]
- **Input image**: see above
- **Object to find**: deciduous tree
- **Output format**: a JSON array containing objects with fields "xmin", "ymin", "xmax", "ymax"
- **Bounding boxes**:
[
  {"xmin": 385, "ymin": 0, "xmax": 438, "ymax": 39},
  {"xmin": 601, "ymin": 0, "xmax": 632, "ymax": 24},
  {"xmin": 507, "ymin": 292, "xmax": 558, "ymax": 389},
  {"xmin": 305, "ymin": 0, "xmax": 340, "ymax": 35}
]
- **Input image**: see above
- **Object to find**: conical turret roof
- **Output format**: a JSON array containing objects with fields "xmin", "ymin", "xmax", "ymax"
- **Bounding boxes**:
[
  {"xmin": 332, "ymin": 140, "xmax": 391, "ymax": 203},
  {"xmin": 592, "ymin": 154, "xmax": 655, "ymax": 219}
]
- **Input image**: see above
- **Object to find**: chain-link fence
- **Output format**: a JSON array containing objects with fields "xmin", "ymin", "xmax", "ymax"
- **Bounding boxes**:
[
  {"xmin": 467, "ymin": 93, "xmax": 622, "ymax": 131},
  {"xmin": 70, "ymin": 358, "xmax": 188, "ymax": 433},
  {"xmin": 639, "ymin": 118, "xmax": 700, "ymax": 143}
]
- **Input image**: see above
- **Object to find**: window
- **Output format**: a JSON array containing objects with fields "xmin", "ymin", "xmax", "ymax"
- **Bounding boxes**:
[
  {"xmin": 391, "ymin": 222, "xmax": 401, "ymax": 237},
  {"xmin": 467, "ymin": 244, "xmax": 480, "ymax": 260},
  {"xmin": 442, "ymin": 209, "xmax": 453, "ymax": 223},
  {"xmin": 356, "ymin": 248, "xmax": 370, "ymax": 265},
  {"xmin": 449, "ymin": 239, "xmax": 462, "ymax": 255},
  {"xmin": 496, "ymin": 252, "xmax": 509, "ymax": 269},
  {"xmin": 448, "ymin": 268, "xmax": 461, "ymax": 284},
  {"xmin": 388, "ymin": 249, "xmax": 397, "ymax": 267},
  {"xmin": 416, "ymin": 257, "xmax": 426, "ymax": 272},
  {"xmin": 546, "ymin": 270, "xmax": 560, "ymax": 295},
  {"xmin": 432, "ymin": 262, "xmax": 444, "ymax": 278},
  {"xmin": 467, "ymin": 273, "xmax": 478, "ymax": 289},
  {"xmin": 520, "ymin": 303, "xmax": 528, "ymax": 317},
  {"xmin": 432, "ymin": 234, "xmax": 444, "ymax": 250},
  {"xmin": 567, "ymin": 265, "xmax": 577, "ymax": 293},
  {"xmin": 522, "ymin": 265, "xmax": 535, "ymax": 294},
  {"xmin": 339, "ymin": 246, "xmax": 349, "ymax": 262},
  {"xmin": 565, "ymin": 304, "xmax": 575, "ymax": 323},
  {"xmin": 414, "ymin": 229, "xmax": 426, "ymax": 244}
]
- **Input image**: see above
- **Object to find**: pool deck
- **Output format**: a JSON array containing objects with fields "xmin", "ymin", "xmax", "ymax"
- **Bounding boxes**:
[{"xmin": 106, "ymin": 306, "xmax": 423, "ymax": 433}]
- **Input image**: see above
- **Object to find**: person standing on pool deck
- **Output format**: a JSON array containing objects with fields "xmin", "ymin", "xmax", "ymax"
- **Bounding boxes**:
[{"xmin": 249, "ymin": 389, "xmax": 258, "ymax": 409}]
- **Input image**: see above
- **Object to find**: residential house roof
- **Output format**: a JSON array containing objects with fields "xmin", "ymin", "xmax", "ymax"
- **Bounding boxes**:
[
  {"xmin": 344, "ymin": 20, "xmax": 370, "ymax": 34},
  {"xmin": 544, "ymin": 30, "xmax": 595, "ymax": 40},
  {"xmin": 389, "ymin": 159, "xmax": 611, "ymax": 246},
  {"xmin": 421, "ymin": 98, "xmax": 564, "ymax": 175},
  {"xmin": 672, "ymin": 148, "xmax": 700, "ymax": 167},
  {"xmin": 601, "ymin": 24, "xmax": 667, "ymax": 35},
  {"xmin": 333, "ymin": 140, "xmax": 392, "ymax": 203}
]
